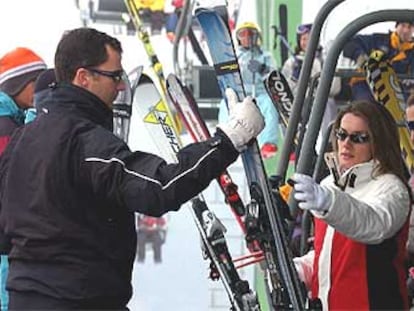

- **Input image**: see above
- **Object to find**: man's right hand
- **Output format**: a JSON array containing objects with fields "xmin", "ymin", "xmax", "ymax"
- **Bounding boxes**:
[{"xmin": 217, "ymin": 88, "xmax": 265, "ymax": 152}]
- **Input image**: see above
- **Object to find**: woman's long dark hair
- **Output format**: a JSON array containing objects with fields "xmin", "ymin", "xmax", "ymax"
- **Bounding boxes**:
[{"xmin": 332, "ymin": 100, "xmax": 413, "ymax": 201}]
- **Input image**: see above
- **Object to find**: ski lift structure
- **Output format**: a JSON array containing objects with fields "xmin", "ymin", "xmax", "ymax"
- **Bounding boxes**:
[
  {"xmin": 74, "ymin": 0, "xmax": 222, "ymax": 120},
  {"xmin": 75, "ymin": 0, "xmax": 157, "ymax": 34}
]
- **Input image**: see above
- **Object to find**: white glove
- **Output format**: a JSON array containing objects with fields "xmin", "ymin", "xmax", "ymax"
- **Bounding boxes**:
[
  {"xmin": 292, "ymin": 173, "xmax": 332, "ymax": 212},
  {"xmin": 217, "ymin": 88, "xmax": 265, "ymax": 152}
]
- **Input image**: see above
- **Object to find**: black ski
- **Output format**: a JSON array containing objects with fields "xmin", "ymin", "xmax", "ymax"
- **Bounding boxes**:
[
  {"xmin": 279, "ymin": 4, "xmax": 289, "ymax": 65},
  {"xmin": 264, "ymin": 69, "xmax": 300, "ymax": 146},
  {"xmin": 264, "ymin": 69, "xmax": 294, "ymax": 131},
  {"xmin": 195, "ymin": 7, "xmax": 306, "ymax": 310}
]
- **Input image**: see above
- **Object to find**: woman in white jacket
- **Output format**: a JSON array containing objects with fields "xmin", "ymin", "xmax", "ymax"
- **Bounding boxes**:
[{"xmin": 292, "ymin": 100, "xmax": 412, "ymax": 310}]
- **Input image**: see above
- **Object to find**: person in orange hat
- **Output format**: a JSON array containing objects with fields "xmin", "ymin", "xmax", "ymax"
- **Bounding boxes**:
[
  {"xmin": 0, "ymin": 47, "xmax": 47, "ymax": 111},
  {"xmin": 0, "ymin": 46, "xmax": 46, "ymax": 311}
]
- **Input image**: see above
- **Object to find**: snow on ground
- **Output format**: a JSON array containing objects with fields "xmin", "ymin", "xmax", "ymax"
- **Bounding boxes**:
[{"xmin": 127, "ymin": 203, "xmax": 210, "ymax": 310}]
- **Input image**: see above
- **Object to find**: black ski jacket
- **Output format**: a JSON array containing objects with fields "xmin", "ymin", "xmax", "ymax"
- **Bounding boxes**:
[{"xmin": 0, "ymin": 84, "xmax": 239, "ymax": 306}]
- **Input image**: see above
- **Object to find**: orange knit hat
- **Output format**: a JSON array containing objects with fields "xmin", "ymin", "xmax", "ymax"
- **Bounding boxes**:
[{"xmin": 0, "ymin": 47, "xmax": 46, "ymax": 96}]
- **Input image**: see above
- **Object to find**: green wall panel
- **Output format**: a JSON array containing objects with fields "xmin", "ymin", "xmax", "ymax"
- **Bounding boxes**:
[{"xmin": 257, "ymin": 0, "xmax": 303, "ymax": 68}]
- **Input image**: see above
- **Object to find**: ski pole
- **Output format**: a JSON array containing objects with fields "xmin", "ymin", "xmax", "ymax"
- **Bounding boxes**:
[
  {"xmin": 250, "ymin": 32, "xmax": 257, "ymax": 98},
  {"xmin": 232, "ymin": 251, "xmax": 264, "ymax": 262},
  {"xmin": 235, "ymin": 256, "xmax": 265, "ymax": 269},
  {"xmin": 271, "ymin": 25, "xmax": 296, "ymax": 57}
]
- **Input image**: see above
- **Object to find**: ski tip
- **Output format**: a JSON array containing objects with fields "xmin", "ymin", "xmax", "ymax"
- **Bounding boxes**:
[{"xmin": 194, "ymin": 7, "xmax": 212, "ymax": 17}]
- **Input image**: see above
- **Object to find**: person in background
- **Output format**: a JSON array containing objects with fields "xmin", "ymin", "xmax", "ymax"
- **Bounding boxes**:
[
  {"xmin": 135, "ymin": 0, "xmax": 166, "ymax": 35},
  {"xmin": 0, "ymin": 47, "xmax": 46, "ymax": 141},
  {"xmin": 405, "ymin": 93, "xmax": 414, "ymax": 306},
  {"xmin": 219, "ymin": 21, "xmax": 280, "ymax": 159},
  {"xmin": 136, "ymin": 214, "xmax": 167, "ymax": 263},
  {"xmin": 343, "ymin": 21, "xmax": 414, "ymax": 101},
  {"xmin": 0, "ymin": 27, "xmax": 264, "ymax": 309},
  {"xmin": 282, "ymin": 23, "xmax": 322, "ymax": 96},
  {"xmin": 25, "ymin": 68, "xmax": 56, "ymax": 124},
  {"xmin": 406, "ymin": 94, "xmax": 414, "ymax": 149},
  {"xmin": 405, "ymin": 96, "xmax": 414, "ymax": 259},
  {"xmin": 165, "ymin": 0, "xmax": 183, "ymax": 42},
  {"xmin": 0, "ymin": 47, "xmax": 46, "ymax": 311},
  {"xmin": 293, "ymin": 100, "xmax": 411, "ymax": 310},
  {"xmin": 282, "ymin": 23, "xmax": 340, "ymax": 143}
]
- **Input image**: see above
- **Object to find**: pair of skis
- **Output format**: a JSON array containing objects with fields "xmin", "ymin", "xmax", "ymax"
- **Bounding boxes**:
[
  {"xmin": 195, "ymin": 7, "xmax": 306, "ymax": 310},
  {"xmin": 133, "ymin": 72, "xmax": 260, "ymax": 310}
]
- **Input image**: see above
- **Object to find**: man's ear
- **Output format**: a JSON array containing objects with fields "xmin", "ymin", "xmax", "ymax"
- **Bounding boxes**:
[{"xmin": 73, "ymin": 68, "xmax": 90, "ymax": 88}]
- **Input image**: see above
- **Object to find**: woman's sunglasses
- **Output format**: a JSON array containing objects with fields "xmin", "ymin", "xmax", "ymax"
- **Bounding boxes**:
[
  {"xmin": 407, "ymin": 120, "xmax": 414, "ymax": 131},
  {"xmin": 335, "ymin": 128, "xmax": 370, "ymax": 144}
]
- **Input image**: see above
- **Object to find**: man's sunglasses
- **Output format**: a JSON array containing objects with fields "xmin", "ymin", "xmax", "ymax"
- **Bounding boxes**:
[
  {"xmin": 86, "ymin": 68, "xmax": 125, "ymax": 83},
  {"xmin": 407, "ymin": 120, "xmax": 414, "ymax": 131},
  {"xmin": 335, "ymin": 128, "xmax": 370, "ymax": 144}
]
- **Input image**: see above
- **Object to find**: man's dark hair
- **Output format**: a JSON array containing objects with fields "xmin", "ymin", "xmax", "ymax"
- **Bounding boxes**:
[
  {"xmin": 54, "ymin": 28, "xmax": 122, "ymax": 83},
  {"xmin": 407, "ymin": 94, "xmax": 414, "ymax": 107},
  {"xmin": 395, "ymin": 21, "xmax": 414, "ymax": 27}
]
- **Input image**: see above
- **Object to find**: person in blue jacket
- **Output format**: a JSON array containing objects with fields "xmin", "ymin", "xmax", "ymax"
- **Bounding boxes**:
[
  {"xmin": 218, "ymin": 21, "xmax": 280, "ymax": 159},
  {"xmin": 0, "ymin": 47, "xmax": 46, "ymax": 311},
  {"xmin": 343, "ymin": 21, "xmax": 414, "ymax": 101}
]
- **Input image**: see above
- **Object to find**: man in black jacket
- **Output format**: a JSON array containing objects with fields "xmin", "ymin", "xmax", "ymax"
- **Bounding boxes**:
[{"xmin": 0, "ymin": 28, "xmax": 264, "ymax": 309}]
